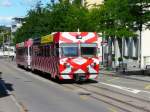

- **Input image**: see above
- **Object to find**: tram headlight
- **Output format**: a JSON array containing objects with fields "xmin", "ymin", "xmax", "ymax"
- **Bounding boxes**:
[
  {"xmin": 91, "ymin": 63, "xmax": 96, "ymax": 67},
  {"xmin": 64, "ymin": 63, "xmax": 70, "ymax": 68}
]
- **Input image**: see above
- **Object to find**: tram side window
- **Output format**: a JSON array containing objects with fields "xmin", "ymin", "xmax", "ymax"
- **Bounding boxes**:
[
  {"xmin": 44, "ymin": 45, "xmax": 49, "ymax": 57},
  {"xmin": 39, "ymin": 46, "xmax": 42, "ymax": 56},
  {"xmin": 44, "ymin": 46, "xmax": 47, "ymax": 57},
  {"xmin": 34, "ymin": 47, "xmax": 37, "ymax": 56},
  {"xmin": 25, "ymin": 48, "xmax": 28, "ymax": 56},
  {"xmin": 51, "ymin": 45, "xmax": 54, "ymax": 56},
  {"xmin": 48, "ymin": 45, "xmax": 50, "ymax": 56},
  {"xmin": 32, "ymin": 46, "xmax": 35, "ymax": 56},
  {"xmin": 43, "ymin": 46, "xmax": 46, "ymax": 57},
  {"xmin": 17, "ymin": 48, "xmax": 25, "ymax": 56},
  {"xmin": 32, "ymin": 46, "xmax": 40, "ymax": 56},
  {"xmin": 49, "ymin": 44, "xmax": 53, "ymax": 56},
  {"xmin": 42, "ymin": 46, "xmax": 44, "ymax": 57},
  {"xmin": 34, "ymin": 46, "xmax": 38, "ymax": 56},
  {"xmin": 29, "ymin": 47, "xmax": 32, "ymax": 56},
  {"xmin": 49, "ymin": 45, "xmax": 51, "ymax": 56},
  {"xmin": 55, "ymin": 44, "xmax": 59, "ymax": 57},
  {"xmin": 45, "ymin": 45, "xmax": 50, "ymax": 57}
]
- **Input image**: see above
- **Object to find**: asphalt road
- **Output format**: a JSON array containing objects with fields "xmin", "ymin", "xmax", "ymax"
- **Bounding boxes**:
[
  {"xmin": 1, "ymin": 58, "xmax": 150, "ymax": 112},
  {"xmin": 99, "ymin": 72, "xmax": 150, "ymax": 100},
  {"xmin": 0, "ymin": 59, "xmax": 117, "ymax": 112}
]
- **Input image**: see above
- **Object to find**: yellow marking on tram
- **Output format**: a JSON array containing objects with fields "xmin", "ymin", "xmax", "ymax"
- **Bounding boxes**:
[
  {"xmin": 144, "ymin": 84, "xmax": 150, "ymax": 90},
  {"xmin": 41, "ymin": 34, "xmax": 53, "ymax": 44},
  {"xmin": 109, "ymin": 108, "xmax": 118, "ymax": 112}
]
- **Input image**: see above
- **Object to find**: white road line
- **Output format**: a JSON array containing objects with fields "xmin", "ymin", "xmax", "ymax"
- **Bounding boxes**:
[
  {"xmin": 0, "ymin": 80, "xmax": 24, "ymax": 112},
  {"xmin": 99, "ymin": 82, "xmax": 141, "ymax": 94},
  {"xmin": 142, "ymin": 90, "xmax": 150, "ymax": 94},
  {"xmin": 5, "ymin": 61, "xmax": 150, "ymax": 96},
  {"xmin": 99, "ymin": 82, "xmax": 150, "ymax": 95}
]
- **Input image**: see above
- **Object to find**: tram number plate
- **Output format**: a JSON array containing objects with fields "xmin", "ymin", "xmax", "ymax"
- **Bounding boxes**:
[{"xmin": 78, "ymin": 74, "xmax": 85, "ymax": 77}]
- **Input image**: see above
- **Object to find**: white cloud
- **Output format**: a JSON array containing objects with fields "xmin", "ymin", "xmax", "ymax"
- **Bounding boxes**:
[
  {"xmin": 20, "ymin": 0, "xmax": 39, "ymax": 6},
  {"xmin": 0, "ymin": 0, "xmax": 12, "ymax": 7},
  {"xmin": 0, "ymin": 16, "xmax": 13, "ymax": 26}
]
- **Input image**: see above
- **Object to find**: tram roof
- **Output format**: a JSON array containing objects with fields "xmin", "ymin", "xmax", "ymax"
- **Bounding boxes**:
[{"xmin": 27, "ymin": 32, "xmax": 98, "ymax": 45}]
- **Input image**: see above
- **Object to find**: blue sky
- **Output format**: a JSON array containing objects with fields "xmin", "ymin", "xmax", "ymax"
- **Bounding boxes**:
[{"xmin": 0, "ymin": 0, "xmax": 53, "ymax": 26}]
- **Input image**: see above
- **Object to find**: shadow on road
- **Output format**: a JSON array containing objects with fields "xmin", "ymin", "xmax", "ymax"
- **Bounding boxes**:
[
  {"xmin": 17, "ymin": 66, "xmax": 98, "ymax": 84},
  {"xmin": 0, "ymin": 72, "xmax": 14, "ymax": 98},
  {"xmin": 31, "ymin": 69, "xmax": 98, "ymax": 85}
]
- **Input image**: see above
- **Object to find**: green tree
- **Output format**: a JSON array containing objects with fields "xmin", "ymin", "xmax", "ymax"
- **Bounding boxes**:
[
  {"xmin": 73, "ymin": 0, "xmax": 82, "ymax": 6},
  {"xmin": 128, "ymin": 0, "xmax": 150, "ymax": 30},
  {"xmin": 0, "ymin": 26, "xmax": 11, "ymax": 45},
  {"xmin": 14, "ymin": 1, "xmax": 50, "ymax": 43},
  {"xmin": 89, "ymin": 0, "xmax": 137, "ymax": 38},
  {"xmin": 14, "ymin": 1, "xmax": 90, "ymax": 43},
  {"xmin": 49, "ymin": 1, "xmax": 89, "ymax": 31}
]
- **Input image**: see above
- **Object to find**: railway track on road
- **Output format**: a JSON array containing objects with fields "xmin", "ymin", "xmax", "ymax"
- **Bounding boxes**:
[
  {"xmin": 1, "ymin": 59, "xmax": 150, "ymax": 112},
  {"xmin": 61, "ymin": 83, "xmax": 150, "ymax": 112}
]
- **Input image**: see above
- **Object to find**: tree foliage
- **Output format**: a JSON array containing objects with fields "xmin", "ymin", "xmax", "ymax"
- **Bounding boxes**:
[
  {"xmin": 90, "ymin": 0, "xmax": 138, "ymax": 38},
  {"xmin": 14, "ymin": 0, "xmax": 150, "ymax": 43},
  {"xmin": 128, "ymin": 0, "xmax": 150, "ymax": 30},
  {"xmin": 14, "ymin": 0, "xmax": 89, "ymax": 43}
]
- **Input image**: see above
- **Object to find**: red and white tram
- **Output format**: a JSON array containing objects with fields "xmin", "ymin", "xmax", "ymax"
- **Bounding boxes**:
[
  {"xmin": 16, "ymin": 32, "xmax": 100, "ymax": 81},
  {"xmin": 16, "ymin": 39, "xmax": 32, "ymax": 69}
]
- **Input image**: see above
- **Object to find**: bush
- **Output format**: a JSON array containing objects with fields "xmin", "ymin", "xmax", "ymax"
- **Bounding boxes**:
[
  {"xmin": 112, "ymin": 56, "xmax": 115, "ymax": 61},
  {"xmin": 132, "ymin": 57, "xmax": 138, "ymax": 60},
  {"xmin": 118, "ymin": 57, "xmax": 123, "ymax": 62},
  {"xmin": 124, "ymin": 56, "xmax": 129, "ymax": 59}
]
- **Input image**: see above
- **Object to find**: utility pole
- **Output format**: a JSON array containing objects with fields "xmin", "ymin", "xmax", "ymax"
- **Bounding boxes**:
[
  {"xmin": 2, "ymin": 32, "xmax": 4, "ymax": 52},
  {"xmin": 139, "ymin": 1, "xmax": 143, "ymax": 69},
  {"xmin": 0, "ymin": 32, "xmax": 5, "ymax": 54}
]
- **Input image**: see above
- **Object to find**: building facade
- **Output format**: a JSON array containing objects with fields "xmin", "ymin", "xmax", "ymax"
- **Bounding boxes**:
[
  {"xmin": 81, "ymin": 0, "xmax": 103, "ymax": 8},
  {"xmin": 103, "ymin": 29, "xmax": 150, "ymax": 70},
  {"xmin": 11, "ymin": 17, "xmax": 24, "ymax": 33}
]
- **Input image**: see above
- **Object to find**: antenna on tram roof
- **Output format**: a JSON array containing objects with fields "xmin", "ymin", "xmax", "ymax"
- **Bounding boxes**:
[
  {"xmin": 76, "ymin": 28, "xmax": 82, "ymax": 39},
  {"xmin": 77, "ymin": 28, "xmax": 80, "ymax": 34}
]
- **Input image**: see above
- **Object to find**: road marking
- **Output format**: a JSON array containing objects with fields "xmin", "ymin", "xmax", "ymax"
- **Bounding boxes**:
[
  {"xmin": 79, "ymin": 95, "xmax": 88, "ymax": 100},
  {"xmin": 144, "ymin": 84, "xmax": 150, "ymax": 90},
  {"xmin": 142, "ymin": 90, "xmax": 150, "ymax": 94},
  {"xmin": 107, "ymin": 77, "xmax": 119, "ymax": 82},
  {"xmin": 99, "ymin": 82, "xmax": 150, "ymax": 95},
  {"xmin": 109, "ymin": 108, "xmax": 118, "ymax": 112},
  {"xmin": 62, "ymin": 87, "xmax": 72, "ymax": 92},
  {"xmin": 99, "ymin": 82, "xmax": 141, "ymax": 94}
]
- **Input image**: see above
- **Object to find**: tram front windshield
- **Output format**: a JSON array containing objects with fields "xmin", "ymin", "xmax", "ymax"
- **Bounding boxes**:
[
  {"xmin": 61, "ymin": 44, "xmax": 78, "ymax": 57},
  {"xmin": 61, "ymin": 43, "xmax": 97, "ymax": 57},
  {"xmin": 81, "ymin": 44, "xmax": 97, "ymax": 57}
]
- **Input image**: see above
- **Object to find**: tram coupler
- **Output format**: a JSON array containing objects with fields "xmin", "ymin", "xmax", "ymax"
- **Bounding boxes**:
[{"xmin": 74, "ymin": 74, "xmax": 86, "ymax": 82}]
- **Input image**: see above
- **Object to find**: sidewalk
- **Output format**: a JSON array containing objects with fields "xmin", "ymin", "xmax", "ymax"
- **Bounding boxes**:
[
  {"xmin": 0, "ymin": 77, "xmax": 20, "ymax": 112},
  {"xmin": 100, "ymin": 70, "xmax": 150, "ymax": 83}
]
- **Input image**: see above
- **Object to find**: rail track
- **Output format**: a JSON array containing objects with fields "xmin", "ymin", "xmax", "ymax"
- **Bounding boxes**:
[{"xmin": 61, "ymin": 83, "xmax": 150, "ymax": 112}]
